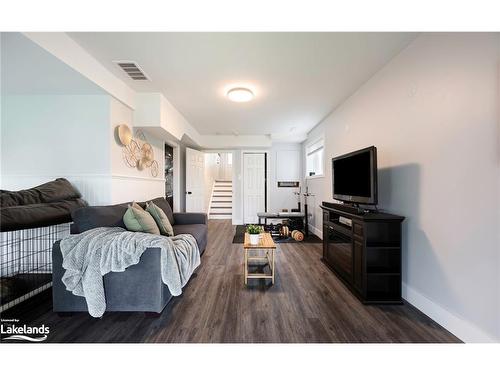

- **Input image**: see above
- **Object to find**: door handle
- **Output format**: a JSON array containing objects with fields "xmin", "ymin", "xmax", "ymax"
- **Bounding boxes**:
[{"xmin": 186, "ymin": 191, "xmax": 192, "ymax": 195}]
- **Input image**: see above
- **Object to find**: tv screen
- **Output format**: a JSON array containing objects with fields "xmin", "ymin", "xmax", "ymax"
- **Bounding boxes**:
[{"xmin": 332, "ymin": 146, "xmax": 377, "ymax": 204}]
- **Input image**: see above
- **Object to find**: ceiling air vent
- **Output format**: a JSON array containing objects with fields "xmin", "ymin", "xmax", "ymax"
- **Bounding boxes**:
[{"xmin": 114, "ymin": 60, "xmax": 150, "ymax": 81}]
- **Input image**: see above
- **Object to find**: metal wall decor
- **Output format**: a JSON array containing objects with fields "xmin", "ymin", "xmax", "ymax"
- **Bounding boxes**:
[{"xmin": 116, "ymin": 124, "xmax": 159, "ymax": 177}]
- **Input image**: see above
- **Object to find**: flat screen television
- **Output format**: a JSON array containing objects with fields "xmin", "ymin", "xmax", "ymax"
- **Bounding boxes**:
[{"xmin": 332, "ymin": 146, "xmax": 378, "ymax": 205}]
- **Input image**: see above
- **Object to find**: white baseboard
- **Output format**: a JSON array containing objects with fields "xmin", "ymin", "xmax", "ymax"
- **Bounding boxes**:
[
  {"xmin": 305, "ymin": 221, "xmax": 495, "ymax": 343},
  {"xmin": 403, "ymin": 283, "xmax": 497, "ymax": 343},
  {"xmin": 308, "ymin": 224, "xmax": 322, "ymax": 239}
]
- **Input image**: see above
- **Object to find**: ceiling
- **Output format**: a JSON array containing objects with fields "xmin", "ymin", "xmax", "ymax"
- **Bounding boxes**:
[
  {"xmin": 1, "ymin": 33, "xmax": 104, "ymax": 95},
  {"xmin": 66, "ymin": 33, "xmax": 417, "ymax": 138}
]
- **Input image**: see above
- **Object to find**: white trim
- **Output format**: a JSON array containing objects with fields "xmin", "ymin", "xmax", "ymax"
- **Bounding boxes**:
[
  {"xmin": 207, "ymin": 180, "xmax": 216, "ymax": 216},
  {"xmin": 305, "ymin": 136, "xmax": 325, "ymax": 178},
  {"xmin": 111, "ymin": 174, "xmax": 165, "ymax": 182},
  {"xmin": 305, "ymin": 135, "xmax": 325, "ymax": 149},
  {"xmin": 1, "ymin": 173, "xmax": 109, "ymax": 178},
  {"xmin": 308, "ymin": 223, "xmax": 323, "ymax": 239},
  {"xmin": 168, "ymin": 143, "xmax": 181, "ymax": 213},
  {"xmin": 305, "ymin": 174, "xmax": 325, "ymax": 180},
  {"xmin": 402, "ymin": 283, "xmax": 497, "ymax": 343}
]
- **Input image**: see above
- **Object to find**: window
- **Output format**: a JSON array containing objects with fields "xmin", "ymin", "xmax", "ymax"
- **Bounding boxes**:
[{"xmin": 306, "ymin": 138, "xmax": 324, "ymax": 178}]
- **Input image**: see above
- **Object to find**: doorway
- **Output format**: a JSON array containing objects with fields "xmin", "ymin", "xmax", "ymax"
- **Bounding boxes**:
[
  {"xmin": 185, "ymin": 147, "xmax": 205, "ymax": 212},
  {"xmin": 243, "ymin": 152, "xmax": 267, "ymax": 224},
  {"xmin": 164, "ymin": 144, "xmax": 174, "ymax": 209},
  {"xmin": 205, "ymin": 152, "xmax": 233, "ymax": 219}
]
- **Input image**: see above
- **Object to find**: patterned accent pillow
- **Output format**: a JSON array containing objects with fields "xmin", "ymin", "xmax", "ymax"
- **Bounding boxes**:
[
  {"xmin": 146, "ymin": 201, "xmax": 174, "ymax": 236},
  {"xmin": 123, "ymin": 202, "xmax": 160, "ymax": 235}
]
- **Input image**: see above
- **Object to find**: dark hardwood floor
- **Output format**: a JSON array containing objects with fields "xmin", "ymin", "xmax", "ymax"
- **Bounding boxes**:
[{"xmin": 1, "ymin": 220, "xmax": 461, "ymax": 343}]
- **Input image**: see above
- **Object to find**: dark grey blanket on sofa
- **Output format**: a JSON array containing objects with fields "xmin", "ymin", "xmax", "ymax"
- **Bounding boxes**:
[
  {"xmin": 60, "ymin": 227, "xmax": 200, "ymax": 317},
  {"xmin": 0, "ymin": 178, "xmax": 87, "ymax": 232}
]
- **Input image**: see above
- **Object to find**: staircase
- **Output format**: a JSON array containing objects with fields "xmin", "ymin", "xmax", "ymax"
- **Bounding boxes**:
[{"xmin": 208, "ymin": 180, "xmax": 232, "ymax": 220}]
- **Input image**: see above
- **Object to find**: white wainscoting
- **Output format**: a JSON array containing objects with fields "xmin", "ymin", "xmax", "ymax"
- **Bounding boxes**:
[
  {"xmin": 0, "ymin": 174, "xmax": 111, "ymax": 205},
  {"xmin": 1, "ymin": 174, "xmax": 166, "ymax": 206},
  {"xmin": 110, "ymin": 174, "xmax": 165, "ymax": 204}
]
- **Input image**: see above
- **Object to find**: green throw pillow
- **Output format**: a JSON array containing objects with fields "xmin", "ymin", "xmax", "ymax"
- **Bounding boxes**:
[
  {"xmin": 123, "ymin": 202, "xmax": 160, "ymax": 235},
  {"xmin": 146, "ymin": 201, "xmax": 174, "ymax": 236}
]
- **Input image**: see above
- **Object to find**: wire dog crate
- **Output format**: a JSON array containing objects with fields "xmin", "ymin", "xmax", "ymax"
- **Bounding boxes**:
[{"xmin": 0, "ymin": 223, "xmax": 70, "ymax": 312}]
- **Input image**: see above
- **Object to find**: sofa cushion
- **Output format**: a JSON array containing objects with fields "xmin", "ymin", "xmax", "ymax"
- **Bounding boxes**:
[
  {"xmin": 72, "ymin": 203, "xmax": 129, "ymax": 233},
  {"xmin": 146, "ymin": 201, "xmax": 174, "ymax": 236},
  {"xmin": 149, "ymin": 197, "xmax": 175, "ymax": 225},
  {"xmin": 123, "ymin": 203, "xmax": 160, "ymax": 235},
  {"xmin": 172, "ymin": 212, "xmax": 207, "ymax": 225},
  {"xmin": 173, "ymin": 224, "xmax": 207, "ymax": 253},
  {"xmin": 72, "ymin": 198, "xmax": 175, "ymax": 234}
]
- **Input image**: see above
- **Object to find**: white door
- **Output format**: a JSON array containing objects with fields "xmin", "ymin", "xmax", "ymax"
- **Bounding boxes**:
[
  {"xmin": 243, "ymin": 153, "xmax": 266, "ymax": 224},
  {"xmin": 186, "ymin": 147, "xmax": 205, "ymax": 212}
]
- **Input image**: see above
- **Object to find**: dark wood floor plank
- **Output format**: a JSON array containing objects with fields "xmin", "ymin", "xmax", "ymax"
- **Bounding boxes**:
[{"xmin": 1, "ymin": 219, "xmax": 461, "ymax": 343}]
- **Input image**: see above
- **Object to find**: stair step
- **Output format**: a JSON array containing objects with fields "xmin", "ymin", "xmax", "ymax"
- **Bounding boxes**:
[
  {"xmin": 210, "ymin": 179, "xmax": 233, "ymax": 219},
  {"xmin": 213, "ymin": 192, "xmax": 232, "ymax": 197},
  {"xmin": 210, "ymin": 202, "xmax": 232, "ymax": 208},
  {"xmin": 210, "ymin": 208, "xmax": 232, "ymax": 214},
  {"xmin": 212, "ymin": 198, "xmax": 232, "ymax": 203},
  {"xmin": 209, "ymin": 214, "xmax": 232, "ymax": 219}
]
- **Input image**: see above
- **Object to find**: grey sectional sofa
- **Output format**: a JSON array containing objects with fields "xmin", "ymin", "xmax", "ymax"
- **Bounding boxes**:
[{"xmin": 52, "ymin": 197, "xmax": 207, "ymax": 315}]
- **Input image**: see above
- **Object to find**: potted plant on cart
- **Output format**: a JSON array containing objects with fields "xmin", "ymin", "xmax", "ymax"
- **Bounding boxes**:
[{"xmin": 247, "ymin": 224, "xmax": 262, "ymax": 245}]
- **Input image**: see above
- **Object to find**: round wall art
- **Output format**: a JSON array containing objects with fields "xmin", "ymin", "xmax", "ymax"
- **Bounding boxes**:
[
  {"xmin": 116, "ymin": 124, "xmax": 133, "ymax": 146},
  {"xmin": 115, "ymin": 125, "xmax": 160, "ymax": 177},
  {"xmin": 123, "ymin": 139, "xmax": 140, "ymax": 168}
]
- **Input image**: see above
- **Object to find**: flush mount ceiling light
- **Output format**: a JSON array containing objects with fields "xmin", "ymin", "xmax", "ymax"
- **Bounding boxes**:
[{"xmin": 226, "ymin": 87, "xmax": 254, "ymax": 102}]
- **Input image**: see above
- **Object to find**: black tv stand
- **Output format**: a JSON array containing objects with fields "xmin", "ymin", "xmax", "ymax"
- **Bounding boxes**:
[
  {"xmin": 320, "ymin": 201, "xmax": 405, "ymax": 304},
  {"xmin": 326, "ymin": 202, "xmax": 378, "ymax": 215}
]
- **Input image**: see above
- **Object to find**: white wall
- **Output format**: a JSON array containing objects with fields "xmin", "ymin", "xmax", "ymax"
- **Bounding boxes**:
[
  {"xmin": 1, "ymin": 94, "xmax": 166, "ymax": 206},
  {"xmin": 203, "ymin": 152, "xmax": 234, "ymax": 212},
  {"xmin": 302, "ymin": 33, "xmax": 500, "ymax": 342},
  {"xmin": 231, "ymin": 144, "xmax": 302, "ymax": 224},
  {"xmin": 1, "ymin": 94, "xmax": 112, "ymax": 204},
  {"xmin": 24, "ymin": 32, "xmax": 136, "ymax": 108},
  {"xmin": 134, "ymin": 92, "xmax": 203, "ymax": 147},
  {"xmin": 302, "ymin": 124, "xmax": 327, "ymax": 237},
  {"xmin": 109, "ymin": 97, "xmax": 165, "ymax": 203},
  {"xmin": 204, "ymin": 153, "xmax": 219, "ymax": 212},
  {"xmin": 268, "ymin": 143, "xmax": 302, "ymax": 214}
]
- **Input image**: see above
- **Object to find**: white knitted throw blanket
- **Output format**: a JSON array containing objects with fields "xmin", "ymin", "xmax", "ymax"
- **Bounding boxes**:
[{"xmin": 60, "ymin": 227, "xmax": 200, "ymax": 317}]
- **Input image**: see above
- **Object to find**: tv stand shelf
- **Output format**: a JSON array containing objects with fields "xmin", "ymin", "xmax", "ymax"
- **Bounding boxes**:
[{"xmin": 320, "ymin": 202, "xmax": 405, "ymax": 304}]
